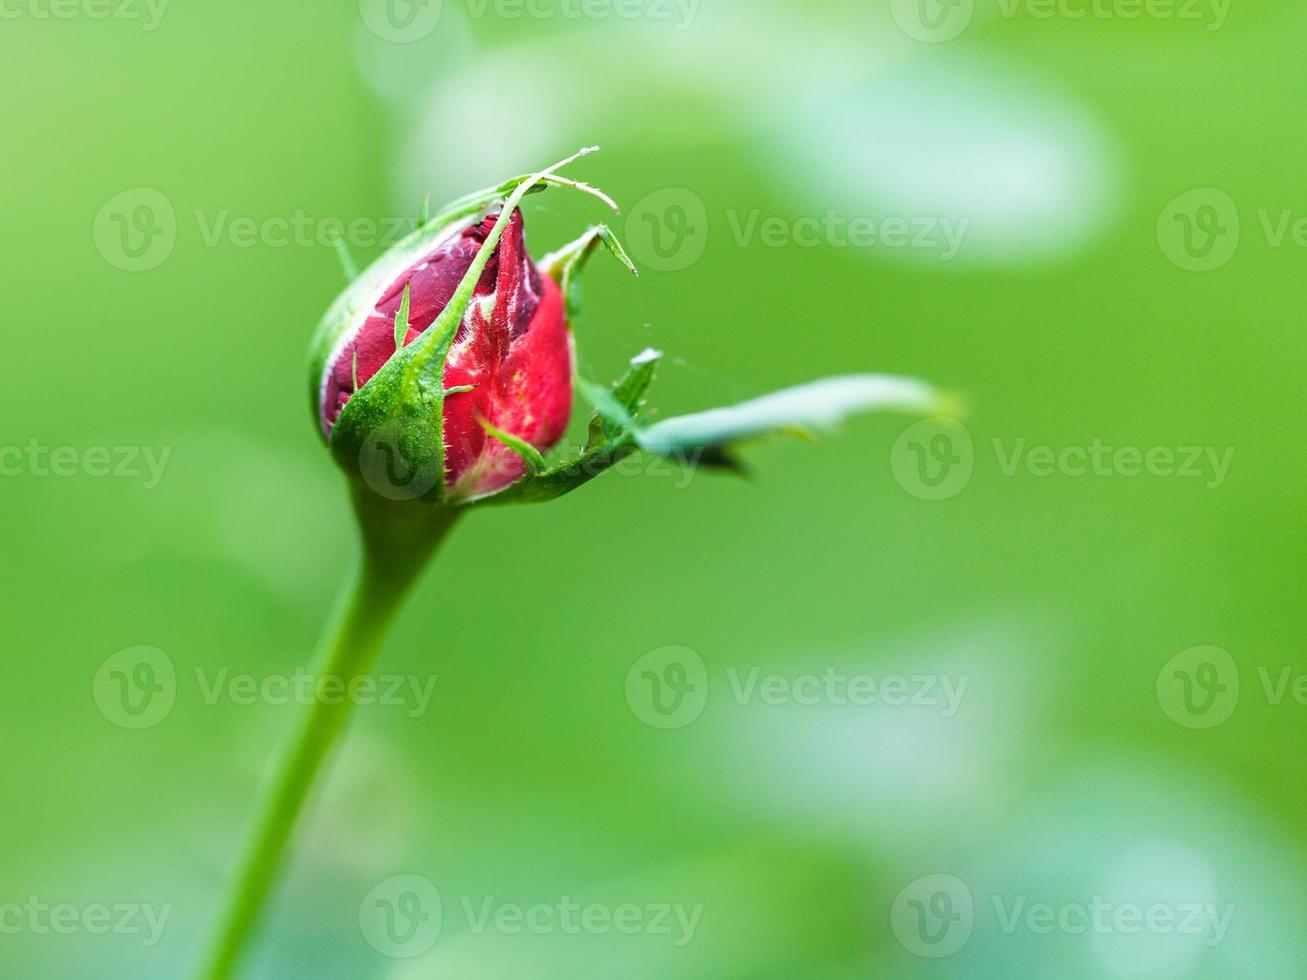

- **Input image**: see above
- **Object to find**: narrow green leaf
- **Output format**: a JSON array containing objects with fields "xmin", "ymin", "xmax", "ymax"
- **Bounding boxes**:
[
  {"xmin": 475, "ymin": 372, "xmax": 951, "ymax": 508},
  {"xmin": 637, "ymin": 375, "xmax": 948, "ymax": 456}
]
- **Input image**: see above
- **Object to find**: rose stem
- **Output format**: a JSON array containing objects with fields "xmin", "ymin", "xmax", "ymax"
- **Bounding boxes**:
[{"xmin": 193, "ymin": 490, "xmax": 460, "ymax": 980}]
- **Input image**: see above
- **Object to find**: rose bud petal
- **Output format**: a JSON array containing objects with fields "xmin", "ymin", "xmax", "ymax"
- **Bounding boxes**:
[{"xmin": 314, "ymin": 209, "xmax": 573, "ymax": 501}]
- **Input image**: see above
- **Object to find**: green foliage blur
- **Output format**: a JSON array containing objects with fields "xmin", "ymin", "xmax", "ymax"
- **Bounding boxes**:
[{"xmin": 3, "ymin": 0, "xmax": 1305, "ymax": 976}]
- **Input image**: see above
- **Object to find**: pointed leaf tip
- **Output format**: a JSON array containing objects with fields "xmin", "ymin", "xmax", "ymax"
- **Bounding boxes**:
[
  {"xmin": 592, "ymin": 225, "xmax": 639, "ymax": 277},
  {"xmin": 393, "ymin": 283, "xmax": 412, "ymax": 353},
  {"xmin": 540, "ymin": 225, "xmax": 640, "ymax": 323}
]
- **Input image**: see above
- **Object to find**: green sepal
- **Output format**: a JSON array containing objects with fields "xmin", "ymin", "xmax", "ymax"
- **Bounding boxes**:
[
  {"xmin": 469, "ymin": 436, "xmax": 639, "ymax": 508},
  {"xmin": 583, "ymin": 349, "xmax": 661, "ymax": 450},
  {"xmin": 577, "ymin": 375, "xmax": 637, "ymax": 436},
  {"xmin": 540, "ymin": 225, "xmax": 639, "ymax": 323},
  {"xmin": 479, "ymin": 418, "xmax": 547, "ymax": 475},
  {"xmin": 393, "ymin": 283, "xmax": 412, "ymax": 353},
  {"xmin": 469, "ymin": 353, "xmax": 659, "ymax": 507}
]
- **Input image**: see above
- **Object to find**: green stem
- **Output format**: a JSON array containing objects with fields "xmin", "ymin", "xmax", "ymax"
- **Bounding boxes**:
[{"xmin": 193, "ymin": 487, "xmax": 460, "ymax": 980}]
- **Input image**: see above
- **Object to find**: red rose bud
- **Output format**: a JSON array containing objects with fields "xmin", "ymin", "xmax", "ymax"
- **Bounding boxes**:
[
  {"xmin": 309, "ymin": 151, "xmax": 934, "ymax": 516},
  {"xmin": 316, "ymin": 208, "xmax": 573, "ymax": 500}
]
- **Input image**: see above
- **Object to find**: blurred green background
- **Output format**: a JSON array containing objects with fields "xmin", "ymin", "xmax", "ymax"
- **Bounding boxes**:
[{"xmin": 3, "ymin": 0, "xmax": 1306, "ymax": 977}]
